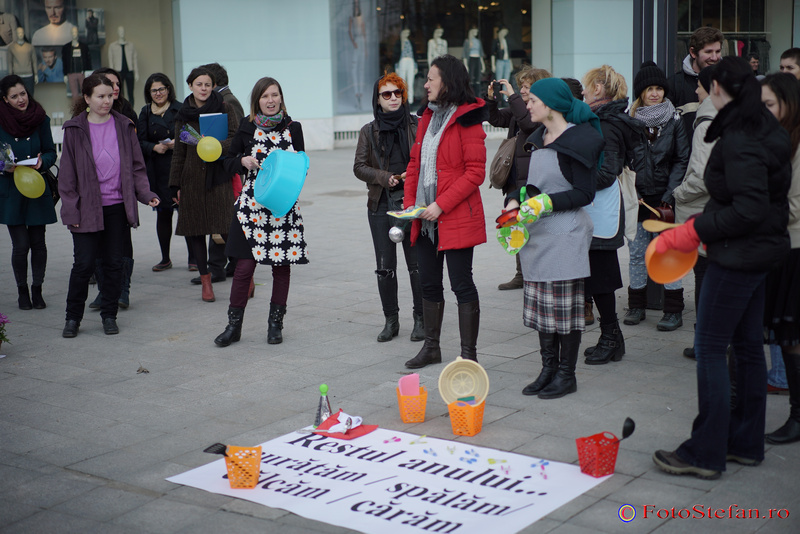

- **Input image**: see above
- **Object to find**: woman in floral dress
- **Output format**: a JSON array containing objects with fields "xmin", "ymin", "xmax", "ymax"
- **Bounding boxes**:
[{"xmin": 214, "ymin": 77, "xmax": 308, "ymax": 347}]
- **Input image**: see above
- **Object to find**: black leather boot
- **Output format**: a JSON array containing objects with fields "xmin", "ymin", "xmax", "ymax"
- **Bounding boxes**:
[
  {"xmin": 31, "ymin": 285, "xmax": 46, "ymax": 309},
  {"xmin": 377, "ymin": 314, "xmax": 400, "ymax": 342},
  {"xmin": 585, "ymin": 318, "xmax": 625, "ymax": 365},
  {"xmin": 267, "ymin": 302, "xmax": 287, "ymax": 344},
  {"xmin": 17, "ymin": 285, "xmax": 32, "ymax": 310},
  {"xmin": 118, "ymin": 257, "xmax": 133, "ymax": 309},
  {"xmin": 766, "ymin": 352, "xmax": 800, "ymax": 444},
  {"xmin": 405, "ymin": 300, "xmax": 444, "ymax": 369},
  {"xmin": 523, "ymin": 332, "xmax": 558, "ymax": 395},
  {"xmin": 458, "ymin": 301, "xmax": 480, "ymax": 362},
  {"xmin": 214, "ymin": 306, "xmax": 245, "ymax": 347},
  {"xmin": 410, "ymin": 313, "xmax": 424, "ymax": 342},
  {"xmin": 539, "ymin": 331, "xmax": 581, "ymax": 399}
]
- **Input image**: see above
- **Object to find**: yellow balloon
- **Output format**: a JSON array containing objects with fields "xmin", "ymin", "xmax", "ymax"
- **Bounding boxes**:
[
  {"xmin": 197, "ymin": 136, "xmax": 222, "ymax": 162},
  {"xmin": 14, "ymin": 166, "xmax": 46, "ymax": 199}
]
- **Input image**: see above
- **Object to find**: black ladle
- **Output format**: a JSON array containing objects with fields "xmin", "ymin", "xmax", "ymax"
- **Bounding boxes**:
[{"xmin": 616, "ymin": 417, "xmax": 635, "ymax": 443}]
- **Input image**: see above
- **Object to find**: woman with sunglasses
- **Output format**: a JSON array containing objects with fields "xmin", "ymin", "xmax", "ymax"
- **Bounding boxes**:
[
  {"xmin": 403, "ymin": 54, "xmax": 487, "ymax": 369},
  {"xmin": 354, "ymin": 73, "xmax": 423, "ymax": 343}
]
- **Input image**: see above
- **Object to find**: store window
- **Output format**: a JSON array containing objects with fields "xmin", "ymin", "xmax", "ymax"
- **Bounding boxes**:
[
  {"xmin": 332, "ymin": 0, "xmax": 531, "ymax": 115},
  {"xmin": 675, "ymin": 0, "xmax": 778, "ymax": 73}
]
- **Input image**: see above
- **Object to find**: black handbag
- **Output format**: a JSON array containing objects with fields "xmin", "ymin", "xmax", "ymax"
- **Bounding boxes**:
[{"xmin": 43, "ymin": 164, "xmax": 59, "ymax": 205}]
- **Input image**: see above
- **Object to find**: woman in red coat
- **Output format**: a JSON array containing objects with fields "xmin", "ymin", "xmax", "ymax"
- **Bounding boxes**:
[{"xmin": 403, "ymin": 54, "xmax": 488, "ymax": 369}]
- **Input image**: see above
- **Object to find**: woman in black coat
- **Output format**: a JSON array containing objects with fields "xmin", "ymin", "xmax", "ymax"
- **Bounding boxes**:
[
  {"xmin": 487, "ymin": 66, "xmax": 552, "ymax": 290},
  {"xmin": 653, "ymin": 56, "xmax": 791, "ymax": 479},
  {"xmin": 580, "ymin": 65, "xmax": 640, "ymax": 364},
  {"xmin": 625, "ymin": 61, "xmax": 690, "ymax": 332},
  {"xmin": 353, "ymin": 73, "xmax": 423, "ymax": 343},
  {"xmin": 138, "ymin": 73, "xmax": 191, "ymax": 272}
]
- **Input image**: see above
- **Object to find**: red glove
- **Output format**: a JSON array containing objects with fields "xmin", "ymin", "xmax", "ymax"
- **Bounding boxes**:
[{"xmin": 655, "ymin": 219, "xmax": 701, "ymax": 254}]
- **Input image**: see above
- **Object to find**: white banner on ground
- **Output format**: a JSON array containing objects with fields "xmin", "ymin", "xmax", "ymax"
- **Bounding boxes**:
[{"xmin": 167, "ymin": 428, "xmax": 609, "ymax": 534}]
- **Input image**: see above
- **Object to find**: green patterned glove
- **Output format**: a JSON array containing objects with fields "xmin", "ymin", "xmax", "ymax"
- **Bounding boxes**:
[{"xmin": 517, "ymin": 194, "xmax": 553, "ymax": 224}]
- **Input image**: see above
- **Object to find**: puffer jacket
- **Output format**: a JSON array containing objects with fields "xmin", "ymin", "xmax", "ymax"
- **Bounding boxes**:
[
  {"xmin": 404, "ymin": 99, "xmax": 488, "ymax": 251},
  {"xmin": 694, "ymin": 105, "xmax": 791, "ymax": 271},
  {"xmin": 589, "ymin": 99, "xmax": 639, "ymax": 250},
  {"xmin": 353, "ymin": 81, "xmax": 419, "ymax": 212},
  {"xmin": 630, "ymin": 110, "xmax": 690, "ymax": 206}
]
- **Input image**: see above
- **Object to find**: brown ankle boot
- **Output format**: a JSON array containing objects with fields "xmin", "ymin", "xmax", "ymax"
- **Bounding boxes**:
[{"xmin": 200, "ymin": 273, "xmax": 215, "ymax": 302}]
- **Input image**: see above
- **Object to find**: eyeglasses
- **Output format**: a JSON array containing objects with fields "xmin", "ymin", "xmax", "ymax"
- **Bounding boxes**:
[
  {"xmin": 150, "ymin": 87, "xmax": 168, "ymax": 94},
  {"xmin": 380, "ymin": 89, "xmax": 403, "ymax": 100}
]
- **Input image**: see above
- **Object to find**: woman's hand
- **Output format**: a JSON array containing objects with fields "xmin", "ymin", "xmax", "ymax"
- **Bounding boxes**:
[
  {"xmin": 153, "ymin": 143, "xmax": 168, "ymax": 154},
  {"xmin": 164, "ymin": 139, "xmax": 175, "ymax": 150},
  {"xmin": 172, "ymin": 190, "xmax": 180, "ymax": 205},
  {"xmin": 5, "ymin": 163, "xmax": 16, "ymax": 173},
  {"xmin": 33, "ymin": 154, "xmax": 43, "ymax": 170},
  {"xmin": 505, "ymin": 199, "xmax": 520, "ymax": 211},
  {"xmin": 149, "ymin": 198, "xmax": 160, "ymax": 207},
  {"xmin": 498, "ymin": 79, "xmax": 514, "ymax": 97},
  {"xmin": 420, "ymin": 202, "xmax": 442, "ymax": 221},
  {"xmin": 241, "ymin": 156, "xmax": 260, "ymax": 172},
  {"xmin": 388, "ymin": 175, "xmax": 399, "ymax": 187}
]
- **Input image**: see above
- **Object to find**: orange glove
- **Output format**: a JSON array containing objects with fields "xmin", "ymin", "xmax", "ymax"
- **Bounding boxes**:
[{"xmin": 655, "ymin": 219, "xmax": 701, "ymax": 254}]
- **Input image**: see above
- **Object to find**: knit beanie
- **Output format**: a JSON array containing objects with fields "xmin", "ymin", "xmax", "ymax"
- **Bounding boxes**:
[
  {"xmin": 697, "ymin": 65, "xmax": 715, "ymax": 93},
  {"xmin": 634, "ymin": 61, "xmax": 668, "ymax": 99}
]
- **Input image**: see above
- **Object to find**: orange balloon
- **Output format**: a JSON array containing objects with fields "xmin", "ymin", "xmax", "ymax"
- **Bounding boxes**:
[{"xmin": 645, "ymin": 236, "xmax": 698, "ymax": 284}]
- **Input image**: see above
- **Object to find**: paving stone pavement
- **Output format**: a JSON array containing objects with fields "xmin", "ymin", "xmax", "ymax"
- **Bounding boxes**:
[{"xmin": 1, "ymin": 139, "xmax": 798, "ymax": 533}]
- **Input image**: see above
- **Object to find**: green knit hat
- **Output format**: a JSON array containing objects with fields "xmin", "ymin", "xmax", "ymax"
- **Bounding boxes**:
[{"xmin": 529, "ymin": 78, "xmax": 603, "ymax": 136}]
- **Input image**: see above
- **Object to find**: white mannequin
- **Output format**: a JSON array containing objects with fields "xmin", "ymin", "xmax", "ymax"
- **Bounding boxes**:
[
  {"xmin": 491, "ymin": 28, "xmax": 510, "ymax": 73},
  {"xmin": 462, "ymin": 28, "xmax": 485, "ymax": 74},
  {"xmin": 108, "ymin": 26, "xmax": 139, "ymax": 82},
  {"xmin": 8, "ymin": 27, "xmax": 38, "ymax": 85},
  {"xmin": 427, "ymin": 27, "xmax": 448, "ymax": 66},
  {"xmin": 492, "ymin": 28, "xmax": 512, "ymax": 101},
  {"xmin": 108, "ymin": 26, "xmax": 139, "ymax": 105},
  {"xmin": 396, "ymin": 29, "xmax": 418, "ymax": 103}
]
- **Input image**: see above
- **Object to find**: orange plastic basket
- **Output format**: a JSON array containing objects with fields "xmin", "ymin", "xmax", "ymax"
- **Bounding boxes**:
[
  {"xmin": 575, "ymin": 432, "xmax": 619, "ymax": 477},
  {"xmin": 224, "ymin": 445, "xmax": 262, "ymax": 489},
  {"xmin": 397, "ymin": 386, "xmax": 428, "ymax": 423},
  {"xmin": 447, "ymin": 400, "xmax": 485, "ymax": 436}
]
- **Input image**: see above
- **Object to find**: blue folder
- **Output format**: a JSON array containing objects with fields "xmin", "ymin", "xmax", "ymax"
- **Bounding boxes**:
[{"xmin": 199, "ymin": 113, "xmax": 228, "ymax": 141}]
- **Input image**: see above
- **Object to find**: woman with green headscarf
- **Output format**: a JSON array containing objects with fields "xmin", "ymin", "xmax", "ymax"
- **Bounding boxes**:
[{"xmin": 504, "ymin": 77, "xmax": 604, "ymax": 400}]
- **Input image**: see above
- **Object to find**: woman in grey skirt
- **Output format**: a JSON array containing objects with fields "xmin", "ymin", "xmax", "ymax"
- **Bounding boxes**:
[{"xmin": 503, "ymin": 78, "xmax": 604, "ymax": 399}]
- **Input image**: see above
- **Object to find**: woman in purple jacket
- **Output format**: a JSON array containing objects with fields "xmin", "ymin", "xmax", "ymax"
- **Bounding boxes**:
[{"xmin": 58, "ymin": 74, "xmax": 160, "ymax": 338}]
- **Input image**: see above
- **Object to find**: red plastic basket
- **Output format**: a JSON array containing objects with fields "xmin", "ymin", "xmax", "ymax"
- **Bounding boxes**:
[{"xmin": 575, "ymin": 431, "xmax": 619, "ymax": 477}]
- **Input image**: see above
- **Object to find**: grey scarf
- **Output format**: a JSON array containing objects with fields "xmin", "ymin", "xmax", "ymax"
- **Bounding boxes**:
[
  {"xmin": 417, "ymin": 102, "xmax": 457, "ymax": 242},
  {"xmin": 634, "ymin": 99, "xmax": 676, "ymax": 128}
]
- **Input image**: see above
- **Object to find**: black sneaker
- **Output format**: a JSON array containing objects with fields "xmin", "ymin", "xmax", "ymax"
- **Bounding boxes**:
[
  {"xmin": 102, "ymin": 317, "xmax": 119, "ymax": 335},
  {"xmin": 652, "ymin": 449, "xmax": 721, "ymax": 479},
  {"xmin": 683, "ymin": 347, "xmax": 696, "ymax": 359},
  {"xmin": 62, "ymin": 320, "xmax": 80, "ymax": 338},
  {"xmin": 623, "ymin": 308, "xmax": 646, "ymax": 325}
]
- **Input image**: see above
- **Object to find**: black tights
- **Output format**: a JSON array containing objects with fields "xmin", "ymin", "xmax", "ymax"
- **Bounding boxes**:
[
  {"xmin": 186, "ymin": 234, "xmax": 227, "ymax": 275},
  {"xmin": 593, "ymin": 291, "xmax": 617, "ymax": 325},
  {"xmin": 8, "ymin": 224, "xmax": 47, "ymax": 287},
  {"xmin": 155, "ymin": 209, "xmax": 193, "ymax": 264}
]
